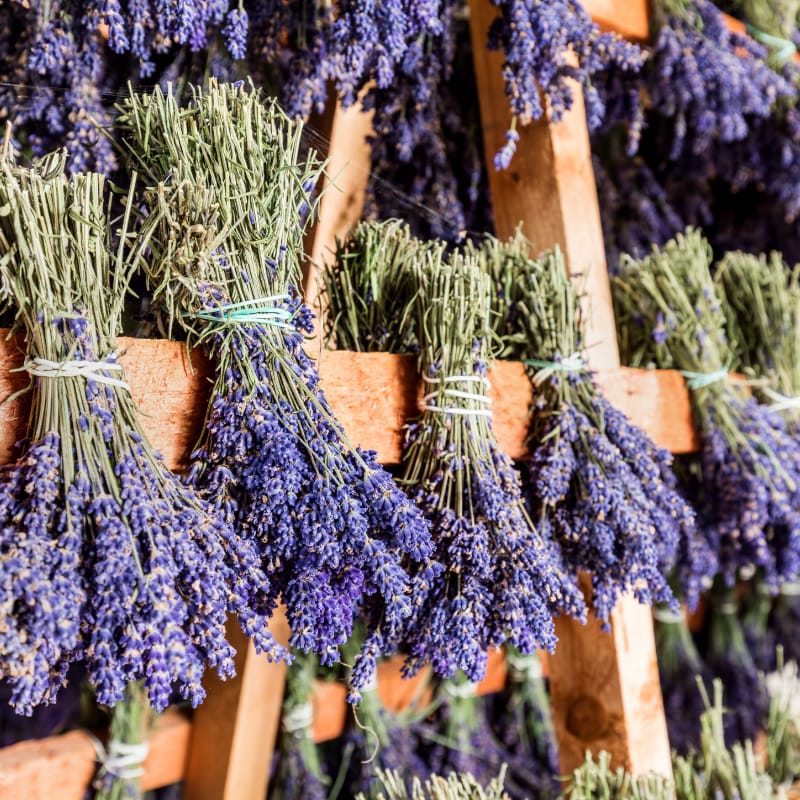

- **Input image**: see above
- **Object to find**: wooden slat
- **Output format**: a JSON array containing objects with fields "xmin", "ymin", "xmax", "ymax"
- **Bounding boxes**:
[
  {"xmin": 580, "ymin": 0, "xmax": 650, "ymax": 40},
  {"xmin": 0, "ymin": 709, "xmax": 190, "ymax": 800},
  {"xmin": 310, "ymin": 649, "xmax": 508, "ymax": 743},
  {"xmin": 183, "ymin": 612, "xmax": 292, "ymax": 800},
  {"xmin": 0, "ymin": 337, "xmax": 698, "ymax": 469},
  {"xmin": 469, "ymin": 0, "xmax": 672, "ymax": 779}
]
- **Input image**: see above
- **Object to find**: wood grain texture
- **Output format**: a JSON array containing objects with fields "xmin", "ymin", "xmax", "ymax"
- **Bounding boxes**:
[
  {"xmin": 0, "ymin": 709, "xmax": 190, "ymax": 800},
  {"xmin": 469, "ymin": 0, "xmax": 672, "ymax": 778},
  {"xmin": 183, "ymin": 612, "xmax": 292, "ymax": 800}
]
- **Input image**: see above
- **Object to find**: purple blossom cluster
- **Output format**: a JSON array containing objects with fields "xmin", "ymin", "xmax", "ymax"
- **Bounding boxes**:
[
  {"xmin": 0, "ymin": 313, "xmax": 279, "ymax": 715},
  {"xmin": 186, "ymin": 295, "xmax": 434, "ymax": 701},
  {"xmin": 485, "ymin": 0, "xmax": 643, "ymax": 164}
]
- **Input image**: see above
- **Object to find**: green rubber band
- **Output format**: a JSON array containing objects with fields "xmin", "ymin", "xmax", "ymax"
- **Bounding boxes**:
[
  {"xmin": 680, "ymin": 367, "xmax": 729, "ymax": 391},
  {"xmin": 191, "ymin": 297, "xmax": 296, "ymax": 329},
  {"xmin": 746, "ymin": 23, "xmax": 797, "ymax": 64}
]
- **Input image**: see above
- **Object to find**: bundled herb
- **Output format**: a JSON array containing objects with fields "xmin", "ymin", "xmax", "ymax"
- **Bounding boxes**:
[
  {"xmin": 323, "ymin": 220, "xmax": 431, "ymax": 354},
  {"xmin": 270, "ymin": 654, "xmax": 329, "ymax": 800},
  {"xmin": 116, "ymin": 81, "xmax": 433, "ymax": 701},
  {"xmin": 488, "ymin": 649, "xmax": 560, "ymax": 799},
  {"xmin": 486, "ymin": 237, "xmax": 707, "ymax": 622},
  {"xmin": 563, "ymin": 751, "xmax": 674, "ymax": 800},
  {"xmin": 355, "ymin": 766, "xmax": 511, "ymax": 800},
  {"xmin": 399, "ymin": 252, "xmax": 584, "ymax": 681},
  {"xmin": 741, "ymin": 580, "xmax": 777, "ymax": 673},
  {"xmin": 703, "ymin": 587, "xmax": 767, "ymax": 746},
  {"xmin": 763, "ymin": 650, "xmax": 800, "ymax": 786},
  {"xmin": 653, "ymin": 606, "xmax": 712, "ymax": 754},
  {"xmin": 716, "ymin": 251, "xmax": 800, "ymax": 437},
  {"xmin": 95, "ymin": 682, "xmax": 150, "ymax": 800},
  {"xmin": 770, "ymin": 583, "xmax": 800, "ymax": 664},
  {"xmin": 0, "ymin": 150, "xmax": 252, "ymax": 714},
  {"xmin": 614, "ymin": 228, "xmax": 800, "ymax": 590}
]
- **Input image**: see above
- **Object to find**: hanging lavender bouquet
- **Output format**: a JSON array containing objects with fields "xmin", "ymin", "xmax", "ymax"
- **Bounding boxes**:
[
  {"xmin": 614, "ymin": 228, "xmax": 800, "ymax": 591},
  {"xmin": 716, "ymin": 251, "xmax": 800, "ymax": 435},
  {"xmin": 653, "ymin": 606, "xmax": 713, "ymax": 755},
  {"xmin": 0, "ymin": 149, "xmax": 267, "ymax": 715},
  {"xmin": 116, "ymin": 81, "xmax": 433, "ymax": 700},
  {"xmin": 481, "ymin": 235, "xmax": 708, "ymax": 621},
  {"xmin": 398, "ymin": 252, "xmax": 585, "ymax": 682},
  {"xmin": 269, "ymin": 654, "xmax": 329, "ymax": 800}
]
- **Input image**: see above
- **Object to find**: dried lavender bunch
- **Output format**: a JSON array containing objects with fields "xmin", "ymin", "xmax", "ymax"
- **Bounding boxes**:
[
  {"xmin": 653, "ymin": 606, "xmax": 712, "ymax": 755},
  {"xmin": 763, "ymin": 652, "xmax": 800, "ymax": 786},
  {"xmin": 483, "ymin": 0, "xmax": 644, "ymax": 169},
  {"xmin": 488, "ymin": 649, "xmax": 560, "ymax": 799},
  {"xmin": 355, "ymin": 766, "xmax": 511, "ymax": 800},
  {"xmin": 117, "ymin": 81, "xmax": 433, "ymax": 701},
  {"xmin": 323, "ymin": 220, "xmax": 433, "ymax": 354},
  {"xmin": 269, "ymin": 654, "xmax": 329, "ymax": 800},
  {"xmin": 702, "ymin": 588, "xmax": 767, "ymax": 747},
  {"xmin": 0, "ymin": 151, "xmax": 257, "ymax": 714},
  {"xmin": 484, "ymin": 236, "xmax": 706, "ymax": 620},
  {"xmin": 563, "ymin": 751, "xmax": 674, "ymax": 799},
  {"xmin": 770, "ymin": 583, "xmax": 800, "ymax": 664},
  {"xmin": 614, "ymin": 228, "xmax": 800, "ymax": 590},
  {"xmin": 716, "ymin": 251, "xmax": 800, "ymax": 433},
  {"xmin": 399, "ymin": 253, "xmax": 584, "ymax": 682},
  {"xmin": 741, "ymin": 580, "xmax": 777, "ymax": 673}
]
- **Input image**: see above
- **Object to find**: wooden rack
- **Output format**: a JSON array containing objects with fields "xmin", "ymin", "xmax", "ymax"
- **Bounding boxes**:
[{"xmin": 0, "ymin": 1, "xmax": 774, "ymax": 797}]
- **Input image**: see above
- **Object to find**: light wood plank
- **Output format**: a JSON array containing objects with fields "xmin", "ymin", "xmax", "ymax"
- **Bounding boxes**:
[
  {"xmin": 469, "ymin": 0, "xmax": 672, "ymax": 778},
  {"xmin": 581, "ymin": 0, "xmax": 650, "ymax": 41}
]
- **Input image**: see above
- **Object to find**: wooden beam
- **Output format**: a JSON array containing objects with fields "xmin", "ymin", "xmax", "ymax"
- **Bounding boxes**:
[
  {"xmin": 581, "ymin": 0, "xmax": 650, "ymax": 41},
  {"xmin": 0, "ymin": 709, "xmax": 190, "ymax": 800},
  {"xmin": 469, "ymin": 0, "xmax": 672, "ymax": 777},
  {"xmin": 183, "ymin": 613, "xmax": 292, "ymax": 800}
]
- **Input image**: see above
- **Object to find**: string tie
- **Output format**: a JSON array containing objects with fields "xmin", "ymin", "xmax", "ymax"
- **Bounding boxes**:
[
  {"xmin": 745, "ymin": 23, "xmax": 797, "ymax": 65},
  {"xmin": 89, "ymin": 735, "xmax": 149, "ymax": 781},
  {"xmin": 193, "ymin": 296, "xmax": 295, "ymax": 329},
  {"xmin": 652, "ymin": 606, "xmax": 684, "ymax": 624},
  {"xmin": 420, "ymin": 374, "xmax": 493, "ymax": 418},
  {"xmin": 525, "ymin": 353, "xmax": 586, "ymax": 388},
  {"xmin": 781, "ymin": 581, "xmax": 800, "ymax": 597},
  {"xmin": 505, "ymin": 651, "xmax": 543, "ymax": 681},
  {"xmin": 680, "ymin": 367, "xmax": 729, "ymax": 391},
  {"xmin": 444, "ymin": 680, "xmax": 476, "ymax": 699},
  {"xmin": 282, "ymin": 703, "xmax": 314, "ymax": 734},
  {"xmin": 760, "ymin": 386, "xmax": 800, "ymax": 413},
  {"xmin": 20, "ymin": 354, "xmax": 130, "ymax": 390}
]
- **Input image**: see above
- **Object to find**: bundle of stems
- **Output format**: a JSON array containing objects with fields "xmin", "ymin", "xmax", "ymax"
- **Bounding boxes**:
[
  {"xmin": 483, "ymin": 236, "xmax": 707, "ymax": 622},
  {"xmin": 0, "ymin": 148, "xmax": 250, "ymax": 716},
  {"xmin": 116, "ymin": 80, "xmax": 433, "ymax": 701},
  {"xmin": 399, "ymin": 252, "xmax": 584, "ymax": 681},
  {"xmin": 614, "ymin": 228, "xmax": 800, "ymax": 590}
]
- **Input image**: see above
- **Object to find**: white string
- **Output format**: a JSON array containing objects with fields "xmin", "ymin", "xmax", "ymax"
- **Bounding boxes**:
[
  {"xmin": 282, "ymin": 703, "xmax": 314, "ymax": 733},
  {"xmin": 652, "ymin": 607, "xmax": 684, "ymax": 624},
  {"xmin": 761, "ymin": 386, "xmax": 800, "ymax": 412},
  {"xmin": 781, "ymin": 581, "xmax": 800, "ymax": 596},
  {"xmin": 444, "ymin": 681, "xmax": 476, "ymax": 699},
  {"xmin": 87, "ymin": 733, "xmax": 149, "ymax": 781},
  {"xmin": 505, "ymin": 652, "xmax": 543, "ymax": 681},
  {"xmin": 530, "ymin": 353, "xmax": 585, "ymax": 389},
  {"xmin": 420, "ymin": 374, "xmax": 493, "ymax": 418},
  {"xmin": 22, "ymin": 354, "xmax": 130, "ymax": 390}
]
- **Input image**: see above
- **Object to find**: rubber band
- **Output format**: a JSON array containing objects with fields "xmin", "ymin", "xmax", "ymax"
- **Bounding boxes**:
[
  {"xmin": 192, "ymin": 296, "xmax": 295, "ymax": 329},
  {"xmin": 781, "ymin": 581, "xmax": 800, "ymax": 597},
  {"xmin": 525, "ymin": 353, "xmax": 586, "ymax": 388},
  {"xmin": 760, "ymin": 387, "xmax": 800, "ymax": 413},
  {"xmin": 652, "ymin": 607, "xmax": 684, "ymax": 624},
  {"xmin": 87, "ymin": 733, "xmax": 149, "ymax": 781},
  {"xmin": 282, "ymin": 703, "xmax": 314, "ymax": 734},
  {"xmin": 21, "ymin": 355, "xmax": 130, "ymax": 390},
  {"xmin": 680, "ymin": 367, "xmax": 729, "ymax": 391}
]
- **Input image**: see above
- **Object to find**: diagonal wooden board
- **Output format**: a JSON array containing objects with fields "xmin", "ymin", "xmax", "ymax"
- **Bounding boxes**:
[{"xmin": 469, "ymin": 0, "xmax": 672, "ymax": 777}]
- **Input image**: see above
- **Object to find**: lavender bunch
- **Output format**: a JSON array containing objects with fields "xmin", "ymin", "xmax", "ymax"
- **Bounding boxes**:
[
  {"xmin": 116, "ymin": 81, "xmax": 433, "ymax": 701},
  {"xmin": 716, "ymin": 251, "xmax": 800, "ymax": 433},
  {"xmin": 564, "ymin": 751, "xmax": 675, "ymax": 799},
  {"xmin": 614, "ymin": 228, "xmax": 800, "ymax": 590},
  {"xmin": 269, "ymin": 654, "xmax": 329, "ymax": 800},
  {"xmin": 355, "ymin": 766, "xmax": 511, "ymax": 800},
  {"xmin": 769, "ymin": 584, "xmax": 800, "ymax": 664},
  {"xmin": 323, "ymin": 220, "xmax": 434, "ymax": 354},
  {"xmin": 483, "ymin": 0, "xmax": 644, "ymax": 168},
  {"xmin": 703, "ymin": 588, "xmax": 767, "ymax": 746},
  {"xmin": 741, "ymin": 581, "xmax": 778, "ymax": 672},
  {"xmin": 483, "ymin": 236, "xmax": 707, "ymax": 621},
  {"xmin": 0, "ymin": 149, "xmax": 267, "ymax": 715},
  {"xmin": 399, "ymin": 253, "xmax": 584, "ymax": 682},
  {"xmin": 653, "ymin": 606, "xmax": 713, "ymax": 754}
]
